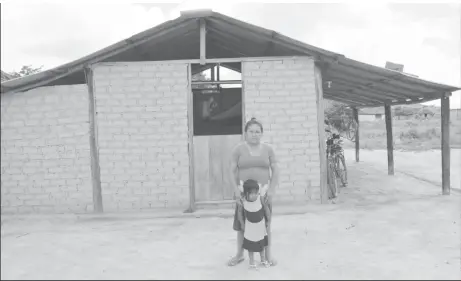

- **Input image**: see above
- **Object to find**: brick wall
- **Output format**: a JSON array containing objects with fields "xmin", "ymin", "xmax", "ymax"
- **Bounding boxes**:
[
  {"xmin": 242, "ymin": 58, "xmax": 321, "ymax": 202},
  {"xmin": 92, "ymin": 62, "xmax": 190, "ymax": 212},
  {"xmin": 0, "ymin": 85, "xmax": 93, "ymax": 214}
]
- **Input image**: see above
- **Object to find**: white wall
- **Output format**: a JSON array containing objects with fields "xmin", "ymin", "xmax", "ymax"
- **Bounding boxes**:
[{"xmin": 1, "ymin": 85, "xmax": 93, "ymax": 214}]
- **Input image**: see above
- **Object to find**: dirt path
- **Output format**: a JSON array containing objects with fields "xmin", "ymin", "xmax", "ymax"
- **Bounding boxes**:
[
  {"xmin": 344, "ymin": 148, "xmax": 461, "ymax": 192},
  {"xmin": 1, "ymin": 160, "xmax": 460, "ymax": 280}
]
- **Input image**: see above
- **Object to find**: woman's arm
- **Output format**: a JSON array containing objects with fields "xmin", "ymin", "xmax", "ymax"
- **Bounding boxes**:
[
  {"xmin": 230, "ymin": 144, "xmax": 242, "ymax": 198},
  {"xmin": 267, "ymin": 145, "xmax": 279, "ymax": 192},
  {"xmin": 261, "ymin": 195, "xmax": 271, "ymax": 228}
]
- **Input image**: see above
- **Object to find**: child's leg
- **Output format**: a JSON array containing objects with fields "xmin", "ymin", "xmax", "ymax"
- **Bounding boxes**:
[
  {"xmin": 248, "ymin": 251, "xmax": 255, "ymax": 266},
  {"xmin": 259, "ymin": 248, "xmax": 266, "ymax": 262}
]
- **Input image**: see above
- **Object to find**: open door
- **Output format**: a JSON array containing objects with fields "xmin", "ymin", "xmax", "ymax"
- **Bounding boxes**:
[{"xmin": 191, "ymin": 63, "xmax": 243, "ymax": 202}]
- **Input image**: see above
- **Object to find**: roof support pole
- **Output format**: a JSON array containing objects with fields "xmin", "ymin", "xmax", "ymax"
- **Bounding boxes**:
[
  {"xmin": 352, "ymin": 107, "xmax": 359, "ymax": 162},
  {"xmin": 84, "ymin": 67, "xmax": 103, "ymax": 213},
  {"xmin": 314, "ymin": 65, "xmax": 328, "ymax": 204},
  {"xmin": 384, "ymin": 104, "xmax": 394, "ymax": 175},
  {"xmin": 199, "ymin": 19, "xmax": 206, "ymax": 65},
  {"xmin": 441, "ymin": 93, "xmax": 450, "ymax": 195}
]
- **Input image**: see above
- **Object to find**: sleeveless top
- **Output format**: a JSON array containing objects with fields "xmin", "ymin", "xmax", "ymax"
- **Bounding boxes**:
[{"xmin": 232, "ymin": 142, "xmax": 276, "ymax": 196}]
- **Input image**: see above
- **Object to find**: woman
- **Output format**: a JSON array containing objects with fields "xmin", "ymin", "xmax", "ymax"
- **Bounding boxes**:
[{"xmin": 227, "ymin": 118, "xmax": 279, "ymax": 267}]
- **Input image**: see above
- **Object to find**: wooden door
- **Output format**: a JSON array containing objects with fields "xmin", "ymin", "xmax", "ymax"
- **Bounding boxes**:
[{"xmin": 193, "ymin": 135, "xmax": 242, "ymax": 202}]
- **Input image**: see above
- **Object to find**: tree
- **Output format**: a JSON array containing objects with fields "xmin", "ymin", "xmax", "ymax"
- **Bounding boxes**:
[
  {"xmin": 324, "ymin": 101, "xmax": 357, "ymax": 141},
  {"xmin": 8, "ymin": 65, "xmax": 43, "ymax": 79}
]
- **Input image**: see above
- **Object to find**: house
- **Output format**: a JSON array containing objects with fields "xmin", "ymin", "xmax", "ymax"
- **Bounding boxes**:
[
  {"xmin": 359, "ymin": 107, "xmax": 385, "ymax": 122},
  {"xmin": 451, "ymin": 108, "xmax": 460, "ymax": 120},
  {"xmin": 1, "ymin": 10, "xmax": 458, "ymax": 214}
]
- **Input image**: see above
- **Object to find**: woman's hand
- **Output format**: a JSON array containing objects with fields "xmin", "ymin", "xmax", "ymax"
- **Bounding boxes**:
[
  {"xmin": 238, "ymin": 180, "xmax": 244, "ymax": 192},
  {"xmin": 260, "ymin": 184, "xmax": 269, "ymax": 196}
]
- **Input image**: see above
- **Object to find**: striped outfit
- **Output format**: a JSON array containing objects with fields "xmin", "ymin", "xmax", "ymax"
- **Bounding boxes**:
[
  {"xmin": 231, "ymin": 142, "xmax": 276, "ymax": 232},
  {"xmin": 242, "ymin": 195, "xmax": 268, "ymax": 252}
]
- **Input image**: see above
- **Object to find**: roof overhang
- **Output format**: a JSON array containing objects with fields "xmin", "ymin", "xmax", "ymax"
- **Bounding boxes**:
[{"xmin": 1, "ymin": 10, "xmax": 459, "ymax": 107}]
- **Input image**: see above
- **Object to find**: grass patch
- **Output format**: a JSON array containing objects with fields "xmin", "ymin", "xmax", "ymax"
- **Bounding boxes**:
[{"xmin": 342, "ymin": 117, "xmax": 461, "ymax": 151}]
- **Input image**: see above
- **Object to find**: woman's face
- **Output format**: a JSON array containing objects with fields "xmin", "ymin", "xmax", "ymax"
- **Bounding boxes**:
[{"xmin": 245, "ymin": 124, "xmax": 262, "ymax": 145}]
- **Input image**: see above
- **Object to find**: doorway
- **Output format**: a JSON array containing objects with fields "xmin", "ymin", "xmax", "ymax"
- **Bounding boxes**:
[{"xmin": 191, "ymin": 63, "xmax": 243, "ymax": 202}]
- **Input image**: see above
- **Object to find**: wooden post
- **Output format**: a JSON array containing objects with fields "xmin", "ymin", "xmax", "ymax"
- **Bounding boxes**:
[
  {"xmin": 185, "ymin": 64, "xmax": 196, "ymax": 213},
  {"xmin": 216, "ymin": 64, "xmax": 220, "ymax": 81},
  {"xmin": 384, "ymin": 104, "xmax": 394, "ymax": 175},
  {"xmin": 441, "ymin": 94, "xmax": 450, "ymax": 195},
  {"xmin": 199, "ymin": 19, "xmax": 206, "ymax": 65},
  {"xmin": 314, "ymin": 65, "xmax": 328, "ymax": 204},
  {"xmin": 210, "ymin": 65, "xmax": 215, "ymax": 81},
  {"xmin": 84, "ymin": 68, "xmax": 103, "ymax": 213},
  {"xmin": 353, "ymin": 107, "xmax": 359, "ymax": 162}
]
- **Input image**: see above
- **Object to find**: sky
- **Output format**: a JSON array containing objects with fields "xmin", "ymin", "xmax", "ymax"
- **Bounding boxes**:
[{"xmin": 1, "ymin": 0, "xmax": 460, "ymax": 108}]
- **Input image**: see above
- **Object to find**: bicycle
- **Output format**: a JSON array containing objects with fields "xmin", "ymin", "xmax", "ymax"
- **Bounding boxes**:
[{"xmin": 325, "ymin": 132, "xmax": 348, "ymax": 199}]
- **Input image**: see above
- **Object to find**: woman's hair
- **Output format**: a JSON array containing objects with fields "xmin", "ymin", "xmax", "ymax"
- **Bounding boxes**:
[
  {"xmin": 243, "ymin": 179, "xmax": 259, "ymax": 200},
  {"xmin": 244, "ymin": 117, "xmax": 263, "ymax": 133}
]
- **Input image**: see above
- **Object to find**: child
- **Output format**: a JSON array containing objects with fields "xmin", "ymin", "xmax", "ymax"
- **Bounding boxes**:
[{"xmin": 237, "ymin": 179, "xmax": 271, "ymax": 269}]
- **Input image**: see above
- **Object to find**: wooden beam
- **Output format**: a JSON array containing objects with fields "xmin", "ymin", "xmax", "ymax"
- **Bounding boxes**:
[
  {"xmin": 384, "ymin": 105, "xmax": 394, "ymax": 175},
  {"xmin": 210, "ymin": 65, "xmax": 215, "ymax": 81},
  {"xmin": 84, "ymin": 68, "xmax": 103, "ymax": 213},
  {"xmin": 314, "ymin": 65, "xmax": 329, "ymax": 204},
  {"xmin": 441, "ymin": 94, "xmax": 450, "ymax": 195},
  {"xmin": 353, "ymin": 107, "xmax": 359, "ymax": 162},
  {"xmin": 199, "ymin": 19, "xmax": 206, "ymax": 65},
  {"xmin": 191, "ymin": 80, "xmax": 241, "ymax": 85},
  {"xmin": 185, "ymin": 64, "xmax": 196, "ymax": 213}
]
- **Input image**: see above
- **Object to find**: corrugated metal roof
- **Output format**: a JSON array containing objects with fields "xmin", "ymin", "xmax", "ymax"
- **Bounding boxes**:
[
  {"xmin": 1, "ymin": 10, "xmax": 459, "ymax": 107},
  {"xmin": 359, "ymin": 107, "xmax": 385, "ymax": 115}
]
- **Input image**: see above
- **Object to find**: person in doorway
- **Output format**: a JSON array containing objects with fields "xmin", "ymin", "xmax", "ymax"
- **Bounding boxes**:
[{"xmin": 227, "ymin": 117, "xmax": 279, "ymax": 267}]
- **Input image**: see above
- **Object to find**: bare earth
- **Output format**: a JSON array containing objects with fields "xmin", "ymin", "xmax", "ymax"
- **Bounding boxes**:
[
  {"xmin": 344, "ymin": 148, "xmax": 461, "ymax": 191},
  {"xmin": 1, "ymin": 152, "xmax": 460, "ymax": 280}
]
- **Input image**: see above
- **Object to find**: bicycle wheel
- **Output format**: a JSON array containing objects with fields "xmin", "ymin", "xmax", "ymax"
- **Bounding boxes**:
[
  {"xmin": 327, "ymin": 160, "xmax": 338, "ymax": 199},
  {"xmin": 335, "ymin": 155, "xmax": 348, "ymax": 187},
  {"xmin": 345, "ymin": 119, "xmax": 357, "ymax": 142}
]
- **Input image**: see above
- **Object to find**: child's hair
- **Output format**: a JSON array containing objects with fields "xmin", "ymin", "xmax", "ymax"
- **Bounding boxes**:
[{"xmin": 243, "ymin": 179, "xmax": 259, "ymax": 200}]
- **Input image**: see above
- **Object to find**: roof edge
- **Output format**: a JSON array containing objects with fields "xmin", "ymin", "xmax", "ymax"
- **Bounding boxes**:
[{"xmin": 180, "ymin": 9, "xmax": 213, "ymax": 18}]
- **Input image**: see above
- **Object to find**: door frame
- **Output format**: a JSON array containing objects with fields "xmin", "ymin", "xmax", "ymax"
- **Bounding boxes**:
[{"xmin": 185, "ymin": 56, "xmax": 308, "ymax": 212}]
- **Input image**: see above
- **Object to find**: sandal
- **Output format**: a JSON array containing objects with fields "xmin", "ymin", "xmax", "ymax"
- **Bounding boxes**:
[
  {"xmin": 267, "ymin": 259, "xmax": 277, "ymax": 267},
  {"xmin": 260, "ymin": 261, "xmax": 271, "ymax": 268},
  {"xmin": 227, "ymin": 256, "xmax": 245, "ymax": 267},
  {"xmin": 249, "ymin": 263, "xmax": 258, "ymax": 270}
]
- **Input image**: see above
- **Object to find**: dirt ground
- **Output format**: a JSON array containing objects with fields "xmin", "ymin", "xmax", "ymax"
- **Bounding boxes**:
[
  {"xmin": 1, "ymin": 153, "xmax": 460, "ymax": 280},
  {"xmin": 344, "ymin": 148, "xmax": 461, "ymax": 191}
]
